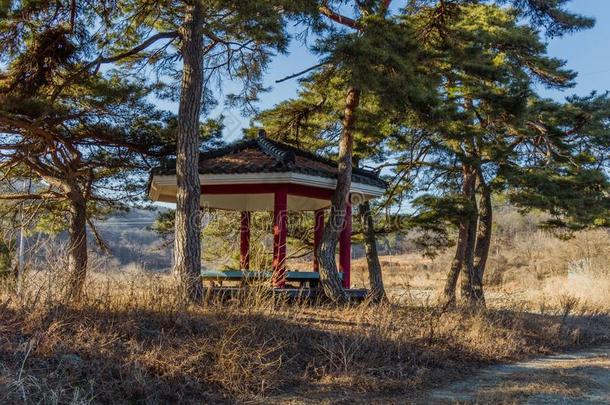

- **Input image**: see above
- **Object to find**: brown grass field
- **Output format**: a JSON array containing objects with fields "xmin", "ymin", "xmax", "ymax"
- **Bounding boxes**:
[{"xmin": 1, "ymin": 226, "xmax": 609, "ymax": 403}]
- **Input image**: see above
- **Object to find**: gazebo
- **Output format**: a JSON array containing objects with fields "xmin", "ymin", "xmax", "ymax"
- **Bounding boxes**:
[{"xmin": 148, "ymin": 130, "xmax": 386, "ymax": 291}]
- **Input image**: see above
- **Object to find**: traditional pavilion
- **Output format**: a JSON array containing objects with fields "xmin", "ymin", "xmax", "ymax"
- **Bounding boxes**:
[{"xmin": 148, "ymin": 130, "xmax": 387, "ymax": 290}]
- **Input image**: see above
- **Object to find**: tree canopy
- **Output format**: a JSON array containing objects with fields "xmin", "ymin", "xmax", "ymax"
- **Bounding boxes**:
[{"xmin": 0, "ymin": 0, "xmax": 607, "ymax": 304}]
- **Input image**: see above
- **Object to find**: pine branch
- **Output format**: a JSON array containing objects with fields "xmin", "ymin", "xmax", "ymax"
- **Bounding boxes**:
[
  {"xmin": 0, "ymin": 192, "xmax": 61, "ymax": 201},
  {"xmin": 87, "ymin": 218, "xmax": 111, "ymax": 254},
  {"xmin": 275, "ymin": 62, "xmax": 329, "ymax": 83},
  {"xmin": 86, "ymin": 31, "xmax": 179, "ymax": 70},
  {"xmin": 0, "ymin": 114, "xmax": 57, "ymax": 143},
  {"xmin": 380, "ymin": 0, "xmax": 393, "ymax": 16},
  {"xmin": 319, "ymin": 5, "xmax": 360, "ymax": 30},
  {"xmin": 51, "ymin": 31, "xmax": 179, "ymax": 100}
]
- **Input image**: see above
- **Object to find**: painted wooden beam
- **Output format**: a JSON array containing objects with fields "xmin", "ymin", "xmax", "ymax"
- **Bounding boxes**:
[{"xmin": 201, "ymin": 183, "xmax": 333, "ymax": 200}]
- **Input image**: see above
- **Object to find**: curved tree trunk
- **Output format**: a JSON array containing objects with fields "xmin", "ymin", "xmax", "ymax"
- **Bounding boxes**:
[
  {"xmin": 472, "ymin": 178, "xmax": 492, "ymax": 305},
  {"xmin": 442, "ymin": 222, "xmax": 468, "ymax": 307},
  {"xmin": 442, "ymin": 165, "xmax": 476, "ymax": 307},
  {"xmin": 174, "ymin": 2, "xmax": 204, "ymax": 302},
  {"xmin": 358, "ymin": 200, "xmax": 386, "ymax": 302},
  {"xmin": 65, "ymin": 193, "xmax": 88, "ymax": 301},
  {"xmin": 317, "ymin": 86, "xmax": 360, "ymax": 303},
  {"xmin": 460, "ymin": 189, "xmax": 479, "ymax": 305}
]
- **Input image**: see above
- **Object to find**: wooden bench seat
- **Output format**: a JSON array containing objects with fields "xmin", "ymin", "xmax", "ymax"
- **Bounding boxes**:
[{"xmin": 200, "ymin": 270, "xmax": 342, "ymax": 287}]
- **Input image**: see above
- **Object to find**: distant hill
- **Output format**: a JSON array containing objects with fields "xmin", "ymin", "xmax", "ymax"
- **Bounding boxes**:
[{"xmin": 92, "ymin": 208, "xmax": 172, "ymax": 272}]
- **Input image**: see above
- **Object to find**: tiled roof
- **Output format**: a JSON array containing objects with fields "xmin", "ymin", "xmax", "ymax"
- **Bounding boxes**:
[{"xmin": 152, "ymin": 130, "xmax": 387, "ymax": 189}]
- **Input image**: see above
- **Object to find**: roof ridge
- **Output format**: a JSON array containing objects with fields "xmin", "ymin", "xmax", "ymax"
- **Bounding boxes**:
[
  {"xmin": 261, "ymin": 136, "xmax": 382, "ymax": 181},
  {"xmin": 256, "ymin": 130, "xmax": 295, "ymax": 167},
  {"xmin": 198, "ymin": 138, "xmax": 257, "ymax": 161},
  {"xmin": 152, "ymin": 130, "xmax": 387, "ymax": 189}
]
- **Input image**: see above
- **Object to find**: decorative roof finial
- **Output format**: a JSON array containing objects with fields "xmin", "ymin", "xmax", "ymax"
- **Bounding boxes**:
[{"xmin": 255, "ymin": 129, "xmax": 295, "ymax": 166}]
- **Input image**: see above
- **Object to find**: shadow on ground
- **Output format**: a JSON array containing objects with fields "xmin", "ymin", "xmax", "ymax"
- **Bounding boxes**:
[{"xmin": 1, "ymin": 302, "xmax": 609, "ymax": 404}]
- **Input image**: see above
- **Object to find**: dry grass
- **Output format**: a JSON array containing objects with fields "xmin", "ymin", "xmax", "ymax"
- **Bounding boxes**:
[
  {"xmin": 473, "ymin": 372, "xmax": 588, "ymax": 403},
  {"xmin": 1, "ymin": 220, "xmax": 609, "ymax": 403},
  {"xmin": 348, "ymin": 227, "xmax": 610, "ymax": 312},
  {"xmin": 1, "ymin": 264, "xmax": 609, "ymax": 404}
]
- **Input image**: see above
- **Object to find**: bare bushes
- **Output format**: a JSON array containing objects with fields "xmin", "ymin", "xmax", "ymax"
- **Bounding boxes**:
[
  {"xmin": 494, "ymin": 229, "xmax": 610, "ymax": 311},
  {"xmin": 350, "ymin": 225, "xmax": 610, "ymax": 313}
]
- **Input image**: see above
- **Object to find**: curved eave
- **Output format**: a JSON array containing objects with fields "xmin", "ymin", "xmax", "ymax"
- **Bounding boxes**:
[
  {"xmin": 149, "ymin": 172, "xmax": 386, "ymax": 211},
  {"xmin": 151, "ymin": 164, "xmax": 387, "ymax": 189}
]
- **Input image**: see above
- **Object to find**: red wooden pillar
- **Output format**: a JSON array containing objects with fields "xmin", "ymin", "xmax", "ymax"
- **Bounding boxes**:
[
  {"xmin": 240, "ymin": 211, "xmax": 251, "ymax": 270},
  {"xmin": 339, "ymin": 200, "xmax": 352, "ymax": 289},
  {"xmin": 313, "ymin": 209, "xmax": 325, "ymax": 272},
  {"xmin": 272, "ymin": 190, "xmax": 288, "ymax": 287}
]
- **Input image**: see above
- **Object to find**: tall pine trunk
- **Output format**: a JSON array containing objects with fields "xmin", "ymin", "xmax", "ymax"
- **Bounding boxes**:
[
  {"xmin": 460, "ymin": 187, "xmax": 479, "ymax": 305},
  {"xmin": 442, "ymin": 165, "xmax": 476, "ymax": 306},
  {"xmin": 358, "ymin": 200, "xmax": 386, "ymax": 302},
  {"xmin": 472, "ymin": 179, "xmax": 492, "ymax": 305},
  {"xmin": 174, "ymin": 2, "xmax": 204, "ymax": 302},
  {"xmin": 65, "ymin": 192, "xmax": 88, "ymax": 301},
  {"xmin": 317, "ymin": 86, "xmax": 360, "ymax": 302}
]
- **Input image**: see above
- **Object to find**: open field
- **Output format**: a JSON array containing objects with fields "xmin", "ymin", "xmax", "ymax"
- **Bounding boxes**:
[
  {"xmin": 350, "ymin": 227, "xmax": 610, "ymax": 310},
  {"xmin": 1, "ymin": 279, "xmax": 609, "ymax": 404}
]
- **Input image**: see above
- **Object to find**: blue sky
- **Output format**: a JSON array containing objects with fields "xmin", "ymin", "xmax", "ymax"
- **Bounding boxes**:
[
  {"xmin": 205, "ymin": 0, "xmax": 610, "ymax": 141},
  {"xmin": 536, "ymin": 0, "xmax": 610, "ymax": 99}
]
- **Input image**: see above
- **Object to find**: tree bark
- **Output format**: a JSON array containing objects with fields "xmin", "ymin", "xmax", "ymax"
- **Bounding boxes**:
[
  {"xmin": 442, "ymin": 165, "xmax": 476, "ymax": 307},
  {"xmin": 358, "ymin": 200, "xmax": 387, "ymax": 303},
  {"xmin": 174, "ymin": 2, "xmax": 204, "ymax": 302},
  {"xmin": 317, "ymin": 86, "xmax": 360, "ymax": 303},
  {"xmin": 472, "ymin": 177, "xmax": 492, "ymax": 305},
  {"xmin": 460, "ymin": 188, "xmax": 479, "ymax": 305},
  {"xmin": 65, "ymin": 192, "xmax": 88, "ymax": 301}
]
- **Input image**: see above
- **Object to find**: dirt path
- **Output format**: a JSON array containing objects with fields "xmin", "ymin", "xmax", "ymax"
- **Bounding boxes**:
[
  {"xmin": 267, "ymin": 347, "xmax": 610, "ymax": 404},
  {"xmin": 425, "ymin": 346, "xmax": 610, "ymax": 404}
]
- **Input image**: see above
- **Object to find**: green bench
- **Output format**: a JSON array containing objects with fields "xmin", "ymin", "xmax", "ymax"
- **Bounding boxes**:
[{"xmin": 201, "ymin": 270, "xmax": 342, "ymax": 288}]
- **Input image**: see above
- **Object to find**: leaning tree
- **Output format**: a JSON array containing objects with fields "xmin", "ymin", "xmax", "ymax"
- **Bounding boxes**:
[
  {"xmin": 0, "ymin": 71, "xmax": 173, "ymax": 298},
  {"xmin": 283, "ymin": 1, "xmax": 442, "ymax": 302},
  {"xmin": 0, "ymin": 13, "xmax": 175, "ymax": 299},
  {"xmin": 254, "ymin": 71, "xmax": 424, "ymax": 301}
]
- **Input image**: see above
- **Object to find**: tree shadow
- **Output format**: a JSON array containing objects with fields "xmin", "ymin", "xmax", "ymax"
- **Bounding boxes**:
[{"xmin": 0, "ymin": 303, "xmax": 609, "ymax": 403}]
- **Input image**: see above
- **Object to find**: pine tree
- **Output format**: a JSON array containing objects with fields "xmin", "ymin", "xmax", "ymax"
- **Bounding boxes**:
[
  {"xmin": 255, "ymin": 75, "xmax": 408, "ymax": 301},
  {"xmin": 399, "ymin": 1, "xmax": 601, "ymax": 306},
  {"xmin": 275, "ymin": 1, "xmax": 440, "ymax": 301},
  {"xmin": 506, "ymin": 93, "xmax": 610, "ymax": 231},
  {"xmin": 0, "ymin": 3, "xmax": 175, "ymax": 298},
  {"xmin": 88, "ymin": 0, "xmax": 327, "ymax": 301}
]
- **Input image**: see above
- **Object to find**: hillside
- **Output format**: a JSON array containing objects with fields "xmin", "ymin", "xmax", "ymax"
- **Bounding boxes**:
[{"xmin": 91, "ymin": 208, "xmax": 172, "ymax": 272}]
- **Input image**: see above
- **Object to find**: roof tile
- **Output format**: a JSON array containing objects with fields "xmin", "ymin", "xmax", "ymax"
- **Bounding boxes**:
[{"xmin": 151, "ymin": 131, "xmax": 387, "ymax": 189}]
